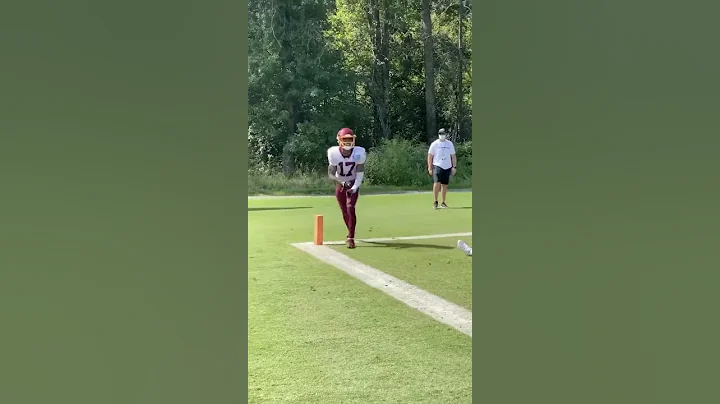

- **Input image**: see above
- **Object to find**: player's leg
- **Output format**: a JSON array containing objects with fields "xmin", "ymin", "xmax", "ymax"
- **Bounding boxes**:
[
  {"xmin": 457, "ymin": 240, "xmax": 472, "ymax": 256},
  {"xmin": 432, "ymin": 166, "xmax": 441, "ymax": 209},
  {"xmin": 345, "ymin": 189, "xmax": 359, "ymax": 249},
  {"xmin": 440, "ymin": 168, "xmax": 450, "ymax": 208},
  {"xmin": 335, "ymin": 183, "xmax": 350, "ymax": 234}
]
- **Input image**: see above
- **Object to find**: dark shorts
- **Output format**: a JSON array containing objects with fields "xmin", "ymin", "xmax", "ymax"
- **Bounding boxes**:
[{"xmin": 432, "ymin": 166, "xmax": 452, "ymax": 185}]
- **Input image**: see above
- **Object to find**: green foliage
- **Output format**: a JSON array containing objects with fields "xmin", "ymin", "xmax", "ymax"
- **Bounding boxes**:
[
  {"xmin": 454, "ymin": 139, "xmax": 472, "ymax": 179},
  {"xmin": 282, "ymin": 122, "xmax": 335, "ymax": 173},
  {"xmin": 324, "ymin": 0, "xmax": 473, "ymax": 141},
  {"xmin": 365, "ymin": 139, "xmax": 430, "ymax": 187},
  {"xmin": 364, "ymin": 138, "xmax": 470, "ymax": 187},
  {"xmin": 248, "ymin": 0, "xmax": 362, "ymax": 170},
  {"xmin": 364, "ymin": 138, "xmax": 473, "ymax": 187},
  {"xmin": 248, "ymin": 170, "xmax": 331, "ymax": 195},
  {"xmin": 248, "ymin": 167, "xmax": 472, "ymax": 195},
  {"xmin": 248, "ymin": 0, "xmax": 473, "ymax": 186}
]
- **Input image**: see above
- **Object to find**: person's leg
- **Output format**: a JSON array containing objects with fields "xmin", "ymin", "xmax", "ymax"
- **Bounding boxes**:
[
  {"xmin": 335, "ymin": 184, "xmax": 350, "ymax": 236},
  {"xmin": 432, "ymin": 166, "xmax": 441, "ymax": 209},
  {"xmin": 346, "ymin": 190, "xmax": 360, "ymax": 248},
  {"xmin": 440, "ymin": 168, "xmax": 450, "ymax": 207}
]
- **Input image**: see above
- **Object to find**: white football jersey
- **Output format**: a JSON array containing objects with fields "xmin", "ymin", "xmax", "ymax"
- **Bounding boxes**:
[{"xmin": 327, "ymin": 146, "xmax": 367, "ymax": 182}]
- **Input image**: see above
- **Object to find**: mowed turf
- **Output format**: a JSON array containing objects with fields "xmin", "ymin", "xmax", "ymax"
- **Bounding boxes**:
[
  {"xmin": 332, "ymin": 236, "xmax": 473, "ymax": 310},
  {"xmin": 248, "ymin": 192, "xmax": 472, "ymax": 403}
]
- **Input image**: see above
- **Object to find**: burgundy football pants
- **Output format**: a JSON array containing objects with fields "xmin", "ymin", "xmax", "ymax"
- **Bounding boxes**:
[{"xmin": 335, "ymin": 184, "xmax": 359, "ymax": 239}]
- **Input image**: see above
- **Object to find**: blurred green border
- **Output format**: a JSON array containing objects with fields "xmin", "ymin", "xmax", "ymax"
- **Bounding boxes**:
[
  {"xmin": 470, "ymin": 5, "xmax": 480, "ymax": 403},
  {"xmin": 1, "ymin": 0, "xmax": 248, "ymax": 402},
  {"xmin": 473, "ymin": 1, "xmax": 720, "ymax": 403},
  {"xmin": 240, "ymin": 0, "xmax": 250, "ymax": 402}
]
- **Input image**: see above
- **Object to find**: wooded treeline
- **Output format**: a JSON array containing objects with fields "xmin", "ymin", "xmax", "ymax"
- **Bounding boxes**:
[{"xmin": 248, "ymin": 0, "xmax": 472, "ymax": 175}]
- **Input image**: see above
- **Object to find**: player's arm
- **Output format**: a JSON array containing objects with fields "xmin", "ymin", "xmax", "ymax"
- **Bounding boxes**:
[
  {"xmin": 427, "ymin": 143, "xmax": 435, "ymax": 175},
  {"xmin": 328, "ymin": 165, "xmax": 342, "ymax": 184},
  {"xmin": 348, "ymin": 148, "xmax": 367, "ymax": 193},
  {"xmin": 451, "ymin": 142, "xmax": 458, "ymax": 174},
  {"xmin": 327, "ymin": 149, "xmax": 344, "ymax": 185},
  {"xmin": 349, "ymin": 163, "xmax": 364, "ymax": 193}
]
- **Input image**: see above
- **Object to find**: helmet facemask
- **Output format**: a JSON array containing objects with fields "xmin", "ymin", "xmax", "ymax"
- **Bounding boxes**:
[{"xmin": 339, "ymin": 135, "xmax": 355, "ymax": 150}]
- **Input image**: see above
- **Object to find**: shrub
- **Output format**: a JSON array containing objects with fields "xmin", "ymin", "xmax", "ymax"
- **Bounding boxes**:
[
  {"xmin": 248, "ymin": 137, "xmax": 472, "ymax": 194},
  {"xmin": 454, "ymin": 140, "xmax": 472, "ymax": 180},
  {"xmin": 364, "ymin": 138, "xmax": 472, "ymax": 187},
  {"xmin": 248, "ymin": 169, "xmax": 331, "ymax": 195},
  {"xmin": 364, "ymin": 138, "xmax": 431, "ymax": 187}
]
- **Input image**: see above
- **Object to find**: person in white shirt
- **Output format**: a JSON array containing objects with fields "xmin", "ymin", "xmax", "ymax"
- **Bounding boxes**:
[
  {"xmin": 327, "ymin": 127, "xmax": 367, "ymax": 249},
  {"xmin": 427, "ymin": 128, "xmax": 457, "ymax": 209}
]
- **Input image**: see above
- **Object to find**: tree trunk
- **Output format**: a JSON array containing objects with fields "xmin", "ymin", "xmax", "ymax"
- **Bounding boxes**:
[
  {"xmin": 421, "ymin": 0, "xmax": 437, "ymax": 143},
  {"xmin": 456, "ymin": 0, "xmax": 464, "ymax": 140},
  {"xmin": 379, "ymin": 14, "xmax": 392, "ymax": 139},
  {"xmin": 366, "ymin": 0, "xmax": 392, "ymax": 141},
  {"xmin": 282, "ymin": 102, "xmax": 298, "ymax": 175}
]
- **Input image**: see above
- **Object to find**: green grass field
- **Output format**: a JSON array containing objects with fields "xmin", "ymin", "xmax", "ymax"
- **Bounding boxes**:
[
  {"xmin": 248, "ymin": 191, "xmax": 472, "ymax": 403},
  {"xmin": 331, "ymin": 236, "xmax": 473, "ymax": 310}
]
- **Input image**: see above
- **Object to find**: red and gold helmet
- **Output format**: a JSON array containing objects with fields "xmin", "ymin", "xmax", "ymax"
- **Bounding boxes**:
[{"xmin": 337, "ymin": 127, "xmax": 356, "ymax": 150}]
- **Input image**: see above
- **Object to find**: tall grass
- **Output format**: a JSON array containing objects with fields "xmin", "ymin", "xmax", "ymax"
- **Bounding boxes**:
[
  {"xmin": 248, "ymin": 171, "xmax": 332, "ymax": 195},
  {"xmin": 248, "ymin": 138, "xmax": 472, "ymax": 195}
]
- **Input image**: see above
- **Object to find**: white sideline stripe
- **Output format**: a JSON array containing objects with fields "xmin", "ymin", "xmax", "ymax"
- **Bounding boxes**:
[
  {"xmin": 291, "ymin": 242, "xmax": 472, "ymax": 337},
  {"xmin": 322, "ymin": 232, "xmax": 472, "ymax": 245}
]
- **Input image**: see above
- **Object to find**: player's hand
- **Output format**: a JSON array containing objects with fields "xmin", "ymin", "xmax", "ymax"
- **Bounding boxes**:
[
  {"xmin": 451, "ymin": 168, "xmax": 457, "ymax": 176},
  {"xmin": 427, "ymin": 168, "xmax": 433, "ymax": 176}
]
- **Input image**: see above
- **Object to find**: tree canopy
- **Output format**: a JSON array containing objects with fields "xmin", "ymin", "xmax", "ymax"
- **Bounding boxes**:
[{"xmin": 249, "ymin": 0, "xmax": 472, "ymax": 175}]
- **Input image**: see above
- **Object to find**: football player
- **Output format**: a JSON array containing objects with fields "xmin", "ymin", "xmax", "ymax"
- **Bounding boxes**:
[{"xmin": 327, "ymin": 128, "xmax": 367, "ymax": 249}]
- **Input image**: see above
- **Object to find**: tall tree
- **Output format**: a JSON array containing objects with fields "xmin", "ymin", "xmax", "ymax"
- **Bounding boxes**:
[
  {"xmin": 248, "ymin": 0, "xmax": 474, "ymax": 174},
  {"xmin": 328, "ymin": 0, "xmax": 429, "ymax": 145},
  {"xmin": 366, "ymin": 0, "xmax": 393, "ymax": 141},
  {"xmin": 455, "ymin": 0, "xmax": 464, "ymax": 139},
  {"xmin": 431, "ymin": 0, "xmax": 472, "ymax": 140},
  {"xmin": 421, "ymin": 0, "xmax": 437, "ymax": 143},
  {"xmin": 248, "ymin": 0, "xmax": 356, "ymax": 173}
]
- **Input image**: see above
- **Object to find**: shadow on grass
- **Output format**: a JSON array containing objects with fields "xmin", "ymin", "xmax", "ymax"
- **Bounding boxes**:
[
  {"xmin": 361, "ymin": 241, "xmax": 454, "ymax": 250},
  {"xmin": 248, "ymin": 206, "xmax": 312, "ymax": 212}
]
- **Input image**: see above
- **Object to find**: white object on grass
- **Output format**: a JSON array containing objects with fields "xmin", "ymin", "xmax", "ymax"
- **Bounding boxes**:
[{"xmin": 457, "ymin": 240, "xmax": 472, "ymax": 256}]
